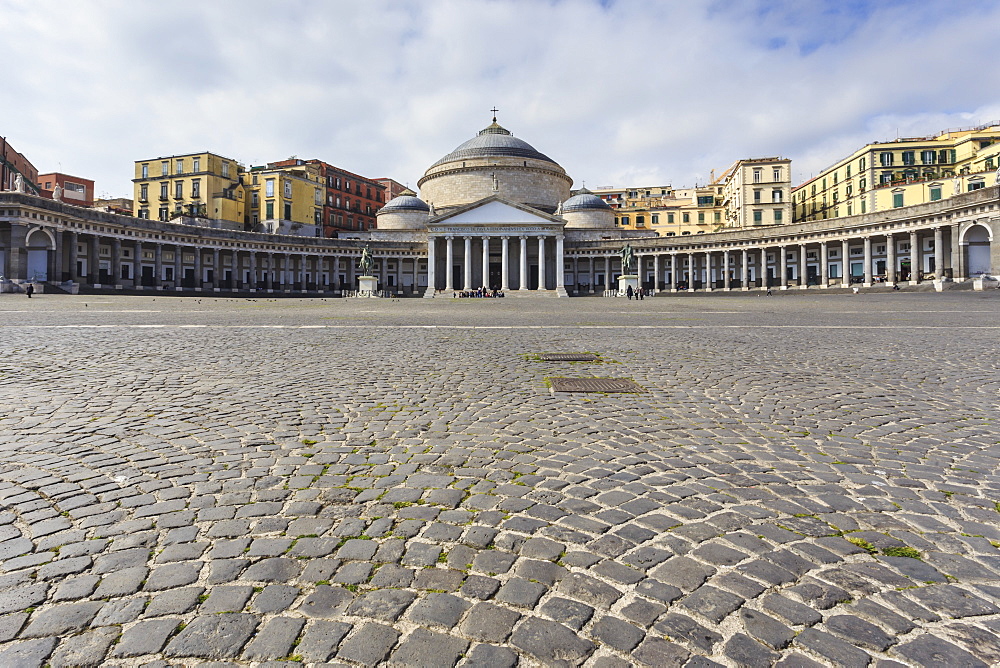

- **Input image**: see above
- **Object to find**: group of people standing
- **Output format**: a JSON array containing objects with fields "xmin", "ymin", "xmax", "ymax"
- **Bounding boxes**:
[
  {"xmin": 625, "ymin": 285, "xmax": 644, "ymax": 300},
  {"xmin": 455, "ymin": 287, "xmax": 505, "ymax": 298}
]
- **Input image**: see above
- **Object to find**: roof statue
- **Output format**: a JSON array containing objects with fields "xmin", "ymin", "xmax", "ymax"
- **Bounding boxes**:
[
  {"xmin": 13, "ymin": 174, "xmax": 24, "ymax": 193},
  {"xmin": 53, "ymin": 184, "xmax": 63, "ymax": 202}
]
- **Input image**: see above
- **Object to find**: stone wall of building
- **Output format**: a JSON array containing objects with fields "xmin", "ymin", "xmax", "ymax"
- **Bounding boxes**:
[{"xmin": 419, "ymin": 157, "xmax": 572, "ymax": 213}]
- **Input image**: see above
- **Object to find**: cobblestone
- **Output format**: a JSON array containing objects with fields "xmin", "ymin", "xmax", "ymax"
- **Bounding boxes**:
[{"xmin": 1, "ymin": 293, "xmax": 999, "ymax": 665}]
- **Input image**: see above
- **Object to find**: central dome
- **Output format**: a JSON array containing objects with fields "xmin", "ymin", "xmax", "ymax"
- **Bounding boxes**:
[
  {"xmin": 418, "ymin": 119, "xmax": 573, "ymax": 214},
  {"xmin": 429, "ymin": 121, "xmax": 558, "ymax": 168}
]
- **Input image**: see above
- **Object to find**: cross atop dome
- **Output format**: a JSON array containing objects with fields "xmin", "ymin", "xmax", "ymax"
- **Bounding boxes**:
[{"xmin": 491, "ymin": 106, "xmax": 499, "ymax": 123}]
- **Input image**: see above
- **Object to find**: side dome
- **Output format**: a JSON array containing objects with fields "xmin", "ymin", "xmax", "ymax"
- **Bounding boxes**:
[
  {"xmin": 376, "ymin": 189, "xmax": 430, "ymax": 230},
  {"xmin": 379, "ymin": 194, "xmax": 429, "ymax": 213},
  {"xmin": 429, "ymin": 121, "xmax": 558, "ymax": 168},
  {"xmin": 562, "ymin": 188, "xmax": 614, "ymax": 229},
  {"xmin": 562, "ymin": 190, "xmax": 611, "ymax": 212}
]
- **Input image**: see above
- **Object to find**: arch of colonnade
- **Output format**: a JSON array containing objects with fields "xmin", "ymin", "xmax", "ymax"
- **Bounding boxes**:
[{"xmin": 1, "ymin": 187, "xmax": 997, "ymax": 295}]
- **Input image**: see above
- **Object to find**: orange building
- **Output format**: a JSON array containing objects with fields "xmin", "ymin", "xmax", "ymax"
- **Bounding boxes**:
[{"xmin": 38, "ymin": 172, "xmax": 95, "ymax": 207}]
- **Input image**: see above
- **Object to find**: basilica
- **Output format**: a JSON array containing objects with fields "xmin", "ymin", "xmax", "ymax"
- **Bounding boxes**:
[{"xmin": 369, "ymin": 116, "xmax": 649, "ymax": 297}]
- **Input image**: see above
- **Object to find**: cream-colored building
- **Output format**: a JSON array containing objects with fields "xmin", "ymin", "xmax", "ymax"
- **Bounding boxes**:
[
  {"xmin": 793, "ymin": 122, "xmax": 1000, "ymax": 221},
  {"xmin": 133, "ymin": 152, "xmax": 246, "ymax": 226},
  {"xmin": 245, "ymin": 160, "xmax": 324, "ymax": 237},
  {"xmin": 721, "ymin": 157, "xmax": 792, "ymax": 228}
]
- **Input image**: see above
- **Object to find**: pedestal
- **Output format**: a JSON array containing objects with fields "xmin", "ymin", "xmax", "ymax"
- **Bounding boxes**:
[
  {"xmin": 617, "ymin": 274, "xmax": 639, "ymax": 296},
  {"xmin": 358, "ymin": 275, "xmax": 379, "ymax": 297}
]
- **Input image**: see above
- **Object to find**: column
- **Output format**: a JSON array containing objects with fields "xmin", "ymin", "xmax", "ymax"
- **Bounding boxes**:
[
  {"xmin": 89, "ymin": 236, "xmax": 100, "ymax": 285},
  {"xmin": 687, "ymin": 252, "xmax": 694, "ymax": 289},
  {"xmin": 934, "ymin": 226, "xmax": 944, "ymax": 281},
  {"xmin": 174, "ymin": 244, "xmax": 182, "ymax": 290},
  {"xmin": 462, "ymin": 237, "xmax": 472, "ymax": 291},
  {"xmin": 133, "ymin": 241, "xmax": 142, "ymax": 289},
  {"xmin": 886, "ymin": 234, "xmax": 896, "ymax": 286},
  {"xmin": 741, "ymin": 249, "xmax": 749, "ymax": 290},
  {"xmin": 863, "ymin": 236, "xmax": 872, "ymax": 287},
  {"xmin": 779, "ymin": 246, "xmax": 787, "ymax": 289},
  {"xmin": 500, "ymin": 237, "xmax": 510, "ymax": 291},
  {"xmin": 653, "ymin": 254, "xmax": 661, "ymax": 293},
  {"xmin": 909, "ymin": 230, "xmax": 920, "ymax": 284},
  {"xmin": 248, "ymin": 252, "xmax": 256, "ymax": 290},
  {"xmin": 950, "ymin": 224, "xmax": 964, "ymax": 281},
  {"xmin": 841, "ymin": 239, "xmax": 850, "ymax": 288},
  {"xmin": 212, "ymin": 248, "xmax": 220, "ymax": 290},
  {"xmin": 194, "ymin": 248, "xmax": 203, "ymax": 290},
  {"xmin": 154, "ymin": 243, "xmax": 163, "ymax": 289},
  {"xmin": 300, "ymin": 254, "xmax": 308, "ymax": 290},
  {"xmin": 704, "ymin": 251, "xmax": 712, "ymax": 291},
  {"xmin": 111, "ymin": 238, "xmax": 122, "ymax": 286},
  {"xmin": 347, "ymin": 254, "xmax": 355, "ymax": 290},
  {"xmin": 572, "ymin": 256, "xmax": 579, "ymax": 294},
  {"xmin": 331, "ymin": 254, "xmax": 339, "ymax": 291},
  {"xmin": 426, "ymin": 239, "xmax": 436, "ymax": 295},
  {"xmin": 380, "ymin": 254, "xmax": 387, "ymax": 292},
  {"xmin": 819, "ymin": 241, "xmax": 829, "ymax": 288},
  {"xmin": 69, "ymin": 232, "xmax": 79, "ymax": 282},
  {"xmin": 799, "ymin": 243, "xmax": 808, "ymax": 289},
  {"xmin": 723, "ymin": 251, "xmax": 731, "ymax": 291},
  {"xmin": 481, "ymin": 237, "xmax": 490, "ymax": 289},
  {"xmin": 445, "ymin": 237, "xmax": 454, "ymax": 290},
  {"xmin": 604, "ymin": 256, "xmax": 612, "ymax": 292},
  {"xmin": 410, "ymin": 254, "xmax": 417, "ymax": 295},
  {"xmin": 537, "ymin": 236, "xmax": 546, "ymax": 290},
  {"xmin": 671, "ymin": 254, "xmax": 678, "ymax": 291},
  {"xmin": 265, "ymin": 253, "xmax": 273, "ymax": 290},
  {"xmin": 519, "ymin": 236, "xmax": 528, "ymax": 291},
  {"xmin": 555, "ymin": 235, "xmax": 565, "ymax": 295}
]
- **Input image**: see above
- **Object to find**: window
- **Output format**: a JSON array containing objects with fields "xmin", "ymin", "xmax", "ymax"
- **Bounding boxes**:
[
  {"xmin": 191, "ymin": 179, "xmax": 200, "ymax": 198},
  {"xmin": 160, "ymin": 182, "xmax": 168, "ymax": 199},
  {"xmin": 651, "ymin": 214, "xmax": 659, "ymax": 224},
  {"xmin": 636, "ymin": 215, "xmax": 645, "ymax": 227},
  {"xmin": 902, "ymin": 151, "xmax": 915, "ymax": 165},
  {"xmin": 893, "ymin": 191, "xmax": 904, "ymax": 208},
  {"xmin": 698, "ymin": 212, "xmax": 704, "ymax": 224},
  {"xmin": 847, "ymin": 203, "xmax": 852, "ymax": 216},
  {"xmin": 861, "ymin": 199, "xmax": 866, "ymax": 213},
  {"xmin": 930, "ymin": 186, "xmax": 942, "ymax": 201},
  {"xmin": 161, "ymin": 161, "xmax": 169, "ymax": 176},
  {"xmin": 921, "ymin": 150, "xmax": 936, "ymax": 165},
  {"xmin": 283, "ymin": 181, "xmax": 292, "ymax": 198},
  {"xmin": 881, "ymin": 172, "xmax": 893, "ymax": 184},
  {"xmin": 621, "ymin": 215, "xmax": 630, "ymax": 226},
  {"xmin": 251, "ymin": 192, "xmax": 259, "ymax": 207},
  {"xmin": 846, "ymin": 165, "xmax": 852, "ymax": 178},
  {"xmin": 859, "ymin": 157, "xmax": 866, "ymax": 170},
  {"xmin": 193, "ymin": 158, "xmax": 200, "ymax": 172},
  {"xmin": 265, "ymin": 179, "xmax": 274, "ymax": 197},
  {"xmin": 682, "ymin": 213, "xmax": 690, "ymax": 223},
  {"xmin": 265, "ymin": 202, "xmax": 274, "ymax": 218},
  {"xmin": 753, "ymin": 210, "xmax": 762, "ymax": 223},
  {"xmin": 753, "ymin": 169, "xmax": 762, "ymax": 183},
  {"xmin": 880, "ymin": 152, "xmax": 893, "ymax": 167},
  {"xmin": 774, "ymin": 209, "xmax": 783, "ymax": 223},
  {"xmin": 667, "ymin": 213, "xmax": 674, "ymax": 223},
  {"xmin": 158, "ymin": 207, "xmax": 168, "ymax": 220},
  {"xmin": 773, "ymin": 168, "xmax": 781, "ymax": 181},
  {"xmin": 176, "ymin": 159, "xmax": 184, "ymax": 175},
  {"xmin": 141, "ymin": 164, "xmax": 149, "ymax": 178},
  {"xmin": 714, "ymin": 212, "xmax": 721, "ymax": 223},
  {"xmin": 174, "ymin": 181, "xmax": 183, "ymax": 198},
  {"xmin": 222, "ymin": 162, "xmax": 230, "ymax": 178},
  {"xmin": 314, "ymin": 189, "xmax": 322, "ymax": 205},
  {"xmin": 139, "ymin": 184, "xmax": 148, "ymax": 201},
  {"xmin": 859, "ymin": 178, "xmax": 867, "ymax": 192},
  {"xmin": 753, "ymin": 189, "xmax": 762, "ymax": 203},
  {"xmin": 833, "ymin": 172, "xmax": 839, "ymax": 185},
  {"xmin": 772, "ymin": 189, "xmax": 782, "ymax": 203}
]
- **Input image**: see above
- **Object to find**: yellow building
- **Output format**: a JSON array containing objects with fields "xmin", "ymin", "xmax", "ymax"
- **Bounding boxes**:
[
  {"xmin": 245, "ymin": 159, "xmax": 324, "ymax": 237},
  {"xmin": 133, "ymin": 152, "xmax": 246, "ymax": 226},
  {"xmin": 721, "ymin": 157, "xmax": 792, "ymax": 228},
  {"xmin": 793, "ymin": 122, "xmax": 1000, "ymax": 221},
  {"xmin": 590, "ymin": 184, "xmax": 723, "ymax": 236}
]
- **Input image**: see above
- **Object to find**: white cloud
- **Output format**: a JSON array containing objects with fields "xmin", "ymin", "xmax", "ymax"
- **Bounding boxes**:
[{"xmin": 4, "ymin": 0, "xmax": 1000, "ymax": 198}]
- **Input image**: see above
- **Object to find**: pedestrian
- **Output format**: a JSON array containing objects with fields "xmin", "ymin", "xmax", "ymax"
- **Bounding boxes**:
[
  {"xmin": 638, "ymin": 286, "xmax": 644, "ymax": 300},
  {"xmin": 25, "ymin": 283, "xmax": 33, "ymax": 298},
  {"xmin": 766, "ymin": 286, "xmax": 772, "ymax": 296},
  {"xmin": 626, "ymin": 285, "xmax": 633, "ymax": 300}
]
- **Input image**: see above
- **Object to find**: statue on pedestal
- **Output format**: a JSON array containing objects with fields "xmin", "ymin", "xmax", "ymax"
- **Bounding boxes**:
[
  {"xmin": 53, "ymin": 185, "xmax": 63, "ymax": 202},
  {"xmin": 620, "ymin": 243, "xmax": 635, "ymax": 274},
  {"xmin": 358, "ymin": 245, "xmax": 374, "ymax": 275}
]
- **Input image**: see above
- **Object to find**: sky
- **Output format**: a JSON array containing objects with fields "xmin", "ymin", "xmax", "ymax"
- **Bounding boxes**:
[{"xmin": 4, "ymin": 0, "xmax": 1000, "ymax": 199}]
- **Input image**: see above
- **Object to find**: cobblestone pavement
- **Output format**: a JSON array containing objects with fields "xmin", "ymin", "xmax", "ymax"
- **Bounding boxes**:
[{"xmin": 0, "ymin": 292, "xmax": 999, "ymax": 667}]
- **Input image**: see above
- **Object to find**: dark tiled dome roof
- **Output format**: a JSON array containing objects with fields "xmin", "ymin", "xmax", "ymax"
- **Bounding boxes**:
[
  {"xmin": 379, "ymin": 195, "xmax": 429, "ymax": 213},
  {"xmin": 562, "ymin": 189, "xmax": 611, "ymax": 212},
  {"xmin": 430, "ymin": 122, "xmax": 557, "ymax": 168}
]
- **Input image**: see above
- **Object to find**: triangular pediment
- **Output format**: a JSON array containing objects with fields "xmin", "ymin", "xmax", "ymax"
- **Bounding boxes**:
[{"xmin": 430, "ymin": 196, "xmax": 562, "ymax": 225}]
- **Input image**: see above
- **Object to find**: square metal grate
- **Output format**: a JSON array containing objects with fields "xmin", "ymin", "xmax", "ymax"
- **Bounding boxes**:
[
  {"xmin": 548, "ymin": 377, "xmax": 644, "ymax": 393},
  {"xmin": 538, "ymin": 353, "xmax": 600, "ymax": 362}
]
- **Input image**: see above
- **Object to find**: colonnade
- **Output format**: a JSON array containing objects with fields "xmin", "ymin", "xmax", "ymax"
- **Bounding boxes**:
[
  {"xmin": 427, "ymin": 234, "xmax": 565, "ymax": 293},
  {"xmin": 567, "ymin": 224, "xmax": 958, "ymax": 293}
]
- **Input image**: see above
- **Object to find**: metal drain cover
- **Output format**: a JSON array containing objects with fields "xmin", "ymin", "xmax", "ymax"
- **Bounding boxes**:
[
  {"xmin": 539, "ymin": 353, "xmax": 600, "ymax": 362},
  {"xmin": 548, "ymin": 377, "xmax": 644, "ymax": 393}
]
